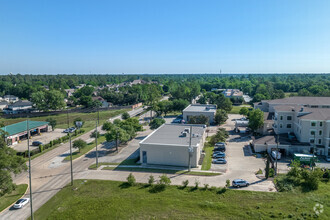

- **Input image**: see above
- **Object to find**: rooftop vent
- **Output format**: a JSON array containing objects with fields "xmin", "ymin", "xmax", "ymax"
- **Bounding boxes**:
[{"xmin": 300, "ymin": 107, "xmax": 304, "ymax": 112}]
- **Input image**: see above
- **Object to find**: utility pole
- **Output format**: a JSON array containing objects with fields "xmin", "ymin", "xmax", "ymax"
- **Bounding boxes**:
[
  {"xmin": 67, "ymin": 110, "xmax": 73, "ymax": 186},
  {"xmin": 188, "ymin": 125, "xmax": 193, "ymax": 172},
  {"xmin": 97, "ymin": 106, "xmax": 100, "ymax": 124},
  {"xmin": 95, "ymin": 120, "xmax": 99, "ymax": 168},
  {"xmin": 275, "ymin": 134, "xmax": 279, "ymax": 176},
  {"xmin": 27, "ymin": 119, "xmax": 34, "ymax": 220},
  {"xmin": 116, "ymin": 127, "xmax": 119, "ymax": 152}
]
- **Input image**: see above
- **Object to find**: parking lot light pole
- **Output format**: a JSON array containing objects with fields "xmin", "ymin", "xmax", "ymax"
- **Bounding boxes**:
[
  {"xmin": 275, "ymin": 135, "xmax": 279, "ymax": 176},
  {"xmin": 67, "ymin": 110, "xmax": 73, "ymax": 186},
  {"xmin": 27, "ymin": 119, "xmax": 34, "ymax": 220}
]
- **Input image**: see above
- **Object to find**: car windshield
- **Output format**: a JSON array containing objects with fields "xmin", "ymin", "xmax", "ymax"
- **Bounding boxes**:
[{"xmin": 15, "ymin": 199, "xmax": 24, "ymax": 204}]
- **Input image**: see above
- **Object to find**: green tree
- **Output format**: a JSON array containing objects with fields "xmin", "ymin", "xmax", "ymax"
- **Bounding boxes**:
[
  {"xmin": 0, "ymin": 137, "xmax": 27, "ymax": 196},
  {"xmin": 209, "ymin": 128, "xmax": 229, "ymax": 145},
  {"xmin": 248, "ymin": 109, "xmax": 264, "ymax": 133},
  {"xmin": 72, "ymin": 139, "xmax": 87, "ymax": 153},
  {"xmin": 188, "ymin": 115, "xmax": 209, "ymax": 125},
  {"xmin": 172, "ymin": 99, "xmax": 189, "ymax": 112},
  {"xmin": 121, "ymin": 112, "xmax": 130, "ymax": 120},
  {"xmin": 239, "ymin": 107, "xmax": 250, "ymax": 116},
  {"xmin": 31, "ymin": 90, "xmax": 65, "ymax": 111},
  {"xmin": 102, "ymin": 121, "xmax": 115, "ymax": 131},
  {"xmin": 46, "ymin": 117, "xmax": 57, "ymax": 131},
  {"xmin": 149, "ymin": 118, "xmax": 165, "ymax": 130},
  {"xmin": 214, "ymin": 109, "xmax": 228, "ymax": 125}
]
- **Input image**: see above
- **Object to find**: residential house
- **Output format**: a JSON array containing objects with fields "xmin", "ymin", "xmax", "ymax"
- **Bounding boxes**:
[
  {"xmin": 3, "ymin": 95, "xmax": 19, "ymax": 103},
  {"xmin": 3, "ymin": 100, "xmax": 33, "ymax": 114}
]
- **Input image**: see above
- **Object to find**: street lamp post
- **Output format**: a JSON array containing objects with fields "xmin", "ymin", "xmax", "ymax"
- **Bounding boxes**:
[{"xmin": 95, "ymin": 120, "xmax": 99, "ymax": 168}]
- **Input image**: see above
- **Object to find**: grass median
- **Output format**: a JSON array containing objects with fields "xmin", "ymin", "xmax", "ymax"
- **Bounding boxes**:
[
  {"xmin": 229, "ymin": 105, "xmax": 252, "ymax": 114},
  {"xmin": 0, "ymin": 184, "xmax": 28, "ymax": 212},
  {"xmin": 32, "ymin": 179, "xmax": 330, "ymax": 219}
]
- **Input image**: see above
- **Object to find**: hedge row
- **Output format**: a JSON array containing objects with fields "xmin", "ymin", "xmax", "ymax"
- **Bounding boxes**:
[{"xmin": 17, "ymin": 129, "xmax": 85, "ymax": 158}]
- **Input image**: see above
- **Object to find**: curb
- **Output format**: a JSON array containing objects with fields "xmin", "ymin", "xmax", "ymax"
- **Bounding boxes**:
[{"xmin": 0, "ymin": 183, "xmax": 29, "ymax": 214}]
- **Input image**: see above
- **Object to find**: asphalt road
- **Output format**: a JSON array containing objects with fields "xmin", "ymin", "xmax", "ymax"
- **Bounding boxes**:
[{"xmin": 0, "ymin": 106, "xmax": 145, "ymax": 220}]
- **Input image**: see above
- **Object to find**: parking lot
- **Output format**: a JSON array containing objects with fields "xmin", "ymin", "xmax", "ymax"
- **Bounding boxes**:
[
  {"xmin": 12, "ymin": 129, "xmax": 66, "ymax": 152},
  {"xmin": 208, "ymin": 114, "xmax": 274, "ymax": 190}
]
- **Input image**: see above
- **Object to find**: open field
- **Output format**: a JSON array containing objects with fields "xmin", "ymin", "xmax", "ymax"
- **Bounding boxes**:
[
  {"xmin": 32, "ymin": 179, "xmax": 329, "ymax": 219},
  {"xmin": 0, "ymin": 184, "xmax": 28, "ymax": 212},
  {"xmin": 1, "ymin": 109, "xmax": 128, "ymax": 128},
  {"xmin": 229, "ymin": 105, "xmax": 252, "ymax": 114}
]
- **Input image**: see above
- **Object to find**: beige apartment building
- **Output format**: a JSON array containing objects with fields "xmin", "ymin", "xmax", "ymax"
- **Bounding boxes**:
[{"xmin": 254, "ymin": 97, "xmax": 330, "ymax": 156}]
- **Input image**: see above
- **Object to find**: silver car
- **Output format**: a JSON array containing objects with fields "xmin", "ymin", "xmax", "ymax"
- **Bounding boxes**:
[
  {"xmin": 232, "ymin": 179, "xmax": 249, "ymax": 188},
  {"xmin": 13, "ymin": 198, "xmax": 30, "ymax": 209}
]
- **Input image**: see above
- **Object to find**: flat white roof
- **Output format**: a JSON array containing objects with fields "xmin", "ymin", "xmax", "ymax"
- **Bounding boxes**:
[
  {"xmin": 140, "ymin": 124, "xmax": 205, "ymax": 146},
  {"xmin": 183, "ymin": 104, "xmax": 217, "ymax": 113}
]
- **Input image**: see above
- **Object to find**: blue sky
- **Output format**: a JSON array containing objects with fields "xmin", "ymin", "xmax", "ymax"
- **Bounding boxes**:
[{"xmin": 1, "ymin": 0, "xmax": 330, "ymax": 74}]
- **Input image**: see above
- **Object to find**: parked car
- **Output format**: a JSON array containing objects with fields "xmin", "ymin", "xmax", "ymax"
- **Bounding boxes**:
[
  {"xmin": 32, "ymin": 141, "xmax": 43, "ymax": 146},
  {"xmin": 215, "ymin": 142, "xmax": 226, "ymax": 147},
  {"xmin": 213, "ymin": 146, "xmax": 226, "ymax": 152},
  {"xmin": 63, "ymin": 128, "xmax": 70, "ymax": 133},
  {"xmin": 69, "ymin": 127, "xmax": 76, "ymax": 133},
  {"xmin": 13, "ymin": 198, "xmax": 30, "ymax": 209},
  {"xmin": 213, "ymin": 152, "xmax": 226, "ymax": 158},
  {"xmin": 232, "ymin": 179, "xmax": 249, "ymax": 188},
  {"xmin": 212, "ymin": 158, "xmax": 227, "ymax": 164},
  {"xmin": 172, "ymin": 118, "xmax": 182, "ymax": 123}
]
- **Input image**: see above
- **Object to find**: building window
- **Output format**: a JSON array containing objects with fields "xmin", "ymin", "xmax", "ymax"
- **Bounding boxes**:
[
  {"xmin": 311, "ymin": 122, "xmax": 316, "ymax": 127},
  {"xmin": 310, "ymin": 139, "xmax": 315, "ymax": 144},
  {"xmin": 318, "ymin": 139, "xmax": 322, "ymax": 145},
  {"xmin": 280, "ymin": 124, "xmax": 283, "ymax": 128},
  {"xmin": 319, "ymin": 130, "xmax": 322, "ymax": 136},
  {"xmin": 311, "ymin": 130, "xmax": 315, "ymax": 135},
  {"xmin": 287, "ymin": 116, "xmax": 292, "ymax": 120},
  {"xmin": 320, "ymin": 122, "xmax": 323, "ymax": 127},
  {"xmin": 311, "ymin": 105, "xmax": 318, "ymax": 108},
  {"xmin": 280, "ymin": 116, "xmax": 283, "ymax": 120},
  {"xmin": 287, "ymin": 124, "xmax": 292, "ymax": 128}
]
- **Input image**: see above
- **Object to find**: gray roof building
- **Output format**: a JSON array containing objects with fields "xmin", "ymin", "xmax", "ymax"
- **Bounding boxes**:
[
  {"xmin": 183, "ymin": 104, "xmax": 217, "ymax": 124},
  {"xmin": 139, "ymin": 124, "xmax": 206, "ymax": 167}
]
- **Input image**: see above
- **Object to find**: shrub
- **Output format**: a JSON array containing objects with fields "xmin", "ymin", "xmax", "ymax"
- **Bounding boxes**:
[
  {"xmin": 121, "ymin": 112, "xmax": 130, "ymax": 120},
  {"xmin": 217, "ymin": 187, "xmax": 227, "ymax": 194},
  {"xmin": 90, "ymin": 130, "xmax": 100, "ymax": 138},
  {"xmin": 182, "ymin": 180, "xmax": 189, "ymax": 188},
  {"xmin": 256, "ymin": 168, "xmax": 263, "ymax": 175},
  {"xmin": 148, "ymin": 175, "xmax": 155, "ymax": 185},
  {"xmin": 269, "ymin": 168, "xmax": 275, "ymax": 177},
  {"xmin": 203, "ymin": 184, "xmax": 209, "ymax": 190},
  {"xmin": 226, "ymin": 179, "xmax": 230, "ymax": 188},
  {"xmin": 149, "ymin": 118, "xmax": 165, "ymax": 130},
  {"xmin": 194, "ymin": 179, "xmax": 200, "ymax": 189},
  {"xmin": 79, "ymin": 129, "xmax": 85, "ymax": 134},
  {"xmin": 39, "ymin": 145, "xmax": 44, "ymax": 152},
  {"xmin": 159, "ymin": 174, "xmax": 171, "ymax": 186},
  {"xmin": 127, "ymin": 173, "xmax": 136, "ymax": 186},
  {"xmin": 49, "ymin": 140, "xmax": 53, "ymax": 147}
]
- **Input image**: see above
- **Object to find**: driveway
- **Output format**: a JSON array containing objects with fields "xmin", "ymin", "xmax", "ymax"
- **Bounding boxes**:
[{"xmin": 12, "ymin": 129, "xmax": 66, "ymax": 152}]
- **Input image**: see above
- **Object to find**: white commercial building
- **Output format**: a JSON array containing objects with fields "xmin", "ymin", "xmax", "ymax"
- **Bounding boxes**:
[
  {"xmin": 139, "ymin": 124, "xmax": 206, "ymax": 167},
  {"xmin": 183, "ymin": 104, "xmax": 217, "ymax": 124}
]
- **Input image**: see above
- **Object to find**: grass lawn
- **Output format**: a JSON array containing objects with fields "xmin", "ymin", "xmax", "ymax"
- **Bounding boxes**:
[
  {"xmin": 229, "ymin": 105, "xmax": 252, "ymax": 114},
  {"xmin": 32, "ymin": 179, "xmax": 329, "ymax": 219},
  {"xmin": 88, "ymin": 158, "xmax": 139, "ymax": 169},
  {"xmin": 101, "ymin": 166, "xmax": 221, "ymax": 176},
  {"xmin": 63, "ymin": 135, "xmax": 106, "ymax": 161},
  {"xmin": 0, "ymin": 184, "xmax": 28, "ymax": 212},
  {"xmin": 1, "ymin": 109, "xmax": 128, "ymax": 128},
  {"xmin": 201, "ymin": 142, "xmax": 213, "ymax": 170}
]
